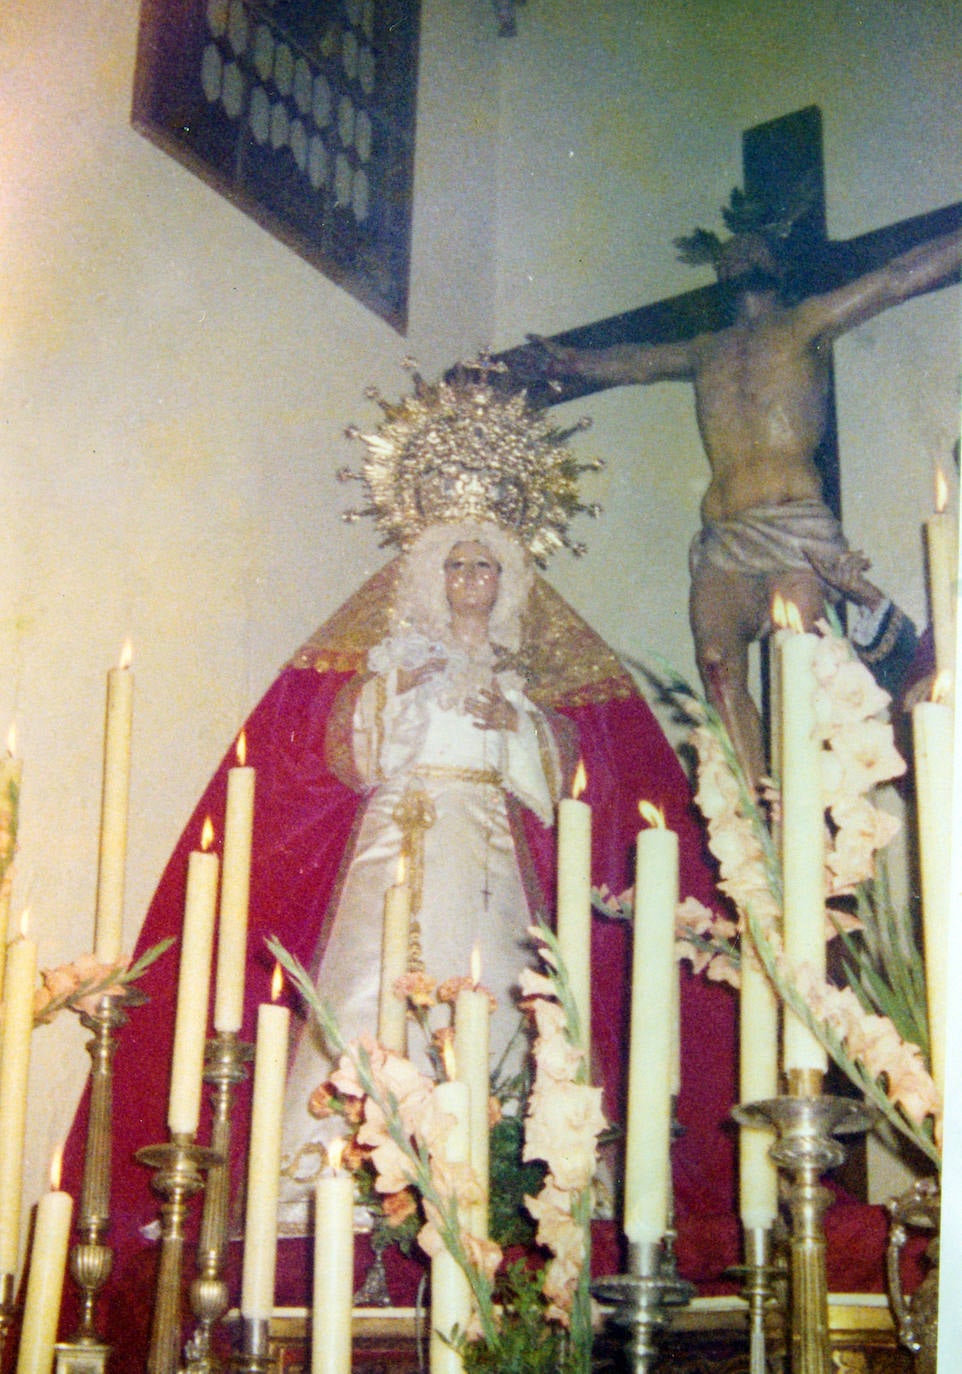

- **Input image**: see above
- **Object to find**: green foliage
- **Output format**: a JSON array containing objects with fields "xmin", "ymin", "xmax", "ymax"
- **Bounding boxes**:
[
  {"xmin": 488, "ymin": 1115, "xmax": 546, "ymax": 1248},
  {"xmin": 459, "ymin": 1262, "xmax": 565, "ymax": 1374},
  {"xmin": 832, "ymin": 863, "xmax": 929, "ymax": 1058}
]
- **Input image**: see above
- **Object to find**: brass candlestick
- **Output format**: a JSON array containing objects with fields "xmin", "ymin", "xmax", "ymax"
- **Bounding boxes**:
[
  {"xmin": 60, "ymin": 988, "xmax": 146, "ymax": 1370},
  {"xmin": 184, "ymin": 1032, "xmax": 254, "ymax": 1373},
  {"xmin": 136, "ymin": 1133, "xmax": 222, "ymax": 1374},
  {"xmin": 734, "ymin": 1076, "xmax": 872, "ymax": 1374}
]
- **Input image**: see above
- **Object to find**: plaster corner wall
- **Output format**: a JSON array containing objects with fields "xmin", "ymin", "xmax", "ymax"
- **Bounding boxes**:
[{"xmin": 0, "ymin": 0, "xmax": 499, "ymax": 1227}]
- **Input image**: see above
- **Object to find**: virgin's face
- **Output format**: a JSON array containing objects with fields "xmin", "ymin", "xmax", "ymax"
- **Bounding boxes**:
[{"xmin": 444, "ymin": 541, "xmax": 501, "ymax": 616}]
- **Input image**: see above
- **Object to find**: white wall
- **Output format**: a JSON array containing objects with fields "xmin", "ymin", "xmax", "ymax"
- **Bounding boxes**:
[
  {"xmin": 0, "ymin": 0, "xmax": 959, "ymax": 1251},
  {"xmin": 0, "ymin": 0, "xmax": 499, "ymax": 1221}
]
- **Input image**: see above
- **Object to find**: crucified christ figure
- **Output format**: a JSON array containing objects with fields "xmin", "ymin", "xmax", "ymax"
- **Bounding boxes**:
[{"xmin": 532, "ymin": 225, "xmax": 961, "ymax": 785}]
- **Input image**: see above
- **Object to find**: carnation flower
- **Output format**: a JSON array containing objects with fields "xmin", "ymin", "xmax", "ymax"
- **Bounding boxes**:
[
  {"xmin": 395, "ymin": 970, "xmax": 437, "ymax": 1008},
  {"xmin": 308, "ymin": 1082, "xmax": 338, "ymax": 1119},
  {"xmin": 382, "ymin": 1187, "xmax": 418, "ymax": 1228},
  {"xmin": 436, "ymin": 975, "xmax": 497, "ymax": 1011}
]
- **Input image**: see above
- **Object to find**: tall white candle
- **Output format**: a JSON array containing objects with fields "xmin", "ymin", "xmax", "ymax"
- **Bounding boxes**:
[
  {"xmin": 213, "ymin": 743, "xmax": 256, "ymax": 1034},
  {"xmin": 94, "ymin": 646, "xmax": 133, "ymax": 964},
  {"xmin": 430, "ymin": 1079, "xmax": 471, "ymax": 1374},
  {"xmin": 738, "ymin": 940, "xmax": 779, "ymax": 1229},
  {"xmin": 0, "ymin": 931, "xmax": 37, "ymax": 1274},
  {"xmin": 167, "ymin": 827, "xmax": 219, "ymax": 1136},
  {"xmin": 925, "ymin": 475, "xmax": 958, "ymax": 682},
  {"xmin": 557, "ymin": 766, "xmax": 592, "ymax": 1055},
  {"xmin": 780, "ymin": 630, "xmax": 827, "ymax": 1076},
  {"xmin": 454, "ymin": 961, "xmax": 490, "ymax": 1240},
  {"xmin": 16, "ymin": 1165, "xmax": 73, "ymax": 1374},
  {"xmin": 0, "ymin": 733, "xmax": 23, "ymax": 999},
  {"xmin": 377, "ymin": 874, "xmax": 412, "ymax": 1053},
  {"xmin": 624, "ymin": 820, "xmax": 678, "ymax": 1245},
  {"xmin": 312, "ymin": 1144, "xmax": 354, "ymax": 1374},
  {"xmin": 240, "ymin": 996, "xmax": 290, "ymax": 1320},
  {"xmin": 912, "ymin": 699, "xmax": 954, "ymax": 1100},
  {"xmin": 767, "ymin": 616, "xmax": 790, "ymax": 801}
]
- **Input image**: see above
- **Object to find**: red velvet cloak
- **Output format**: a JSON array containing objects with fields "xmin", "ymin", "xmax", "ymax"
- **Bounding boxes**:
[{"xmin": 58, "ymin": 565, "xmax": 896, "ymax": 1363}]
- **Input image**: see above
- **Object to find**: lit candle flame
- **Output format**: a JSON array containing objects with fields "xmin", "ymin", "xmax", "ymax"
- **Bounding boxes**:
[
  {"xmin": 571, "ymin": 759, "xmax": 587, "ymax": 800},
  {"xmin": 271, "ymin": 962, "xmax": 284, "ymax": 1002},
  {"xmin": 771, "ymin": 592, "xmax": 788, "ymax": 629},
  {"xmin": 395, "ymin": 854, "xmax": 408, "ymax": 886},
  {"xmin": 118, "ymin": 640, "xmax": 133, "ymax": 671},
  {"xmin": 783, "ymin": 599, "xmax": 805, "ymax": 633},
  {"xmin": 200, "ymin": 816, "xmax": 215, "ymax": 851},
  {"xmin": 638, "ymin": 800, "xmax": 666, "ymax": 829},
  {"xmin": 470, "ymin": 942, "xmax": 482, "ymax": 986},
  {"xmin": 49, "ymin": 1143, "xmax": 64, "ymax": 1192},
  {"xmin": 236, "ymin": 731, "xmax": 247, "ymax": 767},
  {"xmin": 18, "ymin": 909, "xmax": 30, "ymax": 939},
  {"xmin": 932, "ymin": 670, "xmax": 953, "ymax": 704},
  {"xmin": 441, "ymin": 1037, "xmax": 457, "ymax": 1080},
  {"xmin": 935, "ymin": 467, "xmax": 949, "ymax": 515},
  {"xmin": 327, "ymin": 1136, "xmax": 346, "ymax": 1172}
]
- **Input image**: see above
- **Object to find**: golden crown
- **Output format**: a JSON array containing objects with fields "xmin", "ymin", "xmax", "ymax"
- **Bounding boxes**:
[{"xmin": 338, "ymin": 358, "xmax": 602, "ymax": 566}]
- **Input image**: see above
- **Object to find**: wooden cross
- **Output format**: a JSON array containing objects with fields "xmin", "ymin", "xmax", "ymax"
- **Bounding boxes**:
[{"xmin": 493, "ymin": 105, "xmax": 961, "ymax": 521}]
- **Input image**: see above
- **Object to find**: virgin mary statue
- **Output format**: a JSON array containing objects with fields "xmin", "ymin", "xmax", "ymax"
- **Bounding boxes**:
[{"xmin": 62, "ymin": 364, "xmax": 739, "ymax": 1362}]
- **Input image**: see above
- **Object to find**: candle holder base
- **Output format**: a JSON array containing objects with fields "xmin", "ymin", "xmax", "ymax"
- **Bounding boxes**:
[
  {"xmin": 724, "ymin": 1225, "xmax": 785, "ymax": 1374},
  {"xmin": 69, "ymin": 987, "xmax": 148, "ymax": 1347},
  {"xmin": 53, "ymin": 1338, "xmax": 111, "ymax": 1374},
  {"xmin": 733, "ymin": 1093, "xmax": 873, "ymax": 1374},
  {"xmin": 592, "ymin": 1239, "xmax": 695, "ymax": 1373},
  {"xmin": 185, "ymin": 1032, "xmax": 255, "ymax": 1372},
  {"xmin": 354, "ymin": 1244, "xmax": 392, "ymax": 1307},
  {"xmin": 229, "ymin": 1317, "xmax": 273, "ymax": 1373},
  {"xmin": 136, "ymin": 1135, "xmax": 223, "ymax": 1374}
]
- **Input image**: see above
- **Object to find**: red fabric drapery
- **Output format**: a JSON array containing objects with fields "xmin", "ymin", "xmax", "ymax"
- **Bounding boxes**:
[{"xmin": 56, "ymin": 579, "xmax": 902, "ymax": 1364}]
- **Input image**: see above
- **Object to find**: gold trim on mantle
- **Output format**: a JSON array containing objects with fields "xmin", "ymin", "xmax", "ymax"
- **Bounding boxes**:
[
  {"xmin": 223, "ymin": 1295, "xmax": 912, "ymax": 1374},
  {"xmin": 290, "ymin": 560, "xmax": 637, "ymax": 709}
]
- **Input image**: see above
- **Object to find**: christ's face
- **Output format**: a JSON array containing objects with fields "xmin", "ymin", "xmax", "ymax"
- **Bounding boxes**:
[
  {"xmin": 444, "ymin": 541, "xmax": 501, "ymax": 616},
  {"xmin": 714, "ymin": 232, "xmax": 781, "ymax": 292}
]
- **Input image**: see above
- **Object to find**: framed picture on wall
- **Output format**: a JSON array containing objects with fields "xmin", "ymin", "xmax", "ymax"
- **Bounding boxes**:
[{"xmin": 133, "ymin": 0, "xmax": 420, "ymax": 333}]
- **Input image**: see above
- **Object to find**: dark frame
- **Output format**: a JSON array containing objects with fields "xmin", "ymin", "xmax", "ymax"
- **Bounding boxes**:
[{"xmin": 132, "ymin": 0, "xmax": 420, "ymax": 333}]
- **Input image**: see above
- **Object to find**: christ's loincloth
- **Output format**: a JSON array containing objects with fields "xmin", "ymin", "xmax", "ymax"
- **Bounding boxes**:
[{"xmin": 689, "ymin": 497, "xmax": 848, "ymax": 600}]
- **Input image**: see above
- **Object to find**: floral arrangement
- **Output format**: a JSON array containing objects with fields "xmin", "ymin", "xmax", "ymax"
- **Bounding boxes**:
[
  {"xmin": 31, "ymin": 939, "xmax": 175, "ymax": 1024},
  {"xmin": 651, "ymin": 623, "xmax": 938, "ymax": 1166},
  {"xmin": 269, "ymin": 925, "xmax": 603, "ymax": 1374},
  {"xmin": 593, "ymin": 888, "xmax": 740, "ymax": 990}
]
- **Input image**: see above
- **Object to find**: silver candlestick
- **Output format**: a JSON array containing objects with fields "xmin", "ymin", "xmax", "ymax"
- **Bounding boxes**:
[
  {"xmin": 593, "ymin": 1238, "xmax": 695, "ymax": 1373},
  {"xmin": 734, "ymin": 1078, "xmax": 872, "ymax": 1374}
]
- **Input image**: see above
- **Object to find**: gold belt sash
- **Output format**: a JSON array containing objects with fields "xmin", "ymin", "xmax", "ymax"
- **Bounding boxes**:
[{"xmin": 411, "ymin": 764, "xmax": 503, "ymax": 786}]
